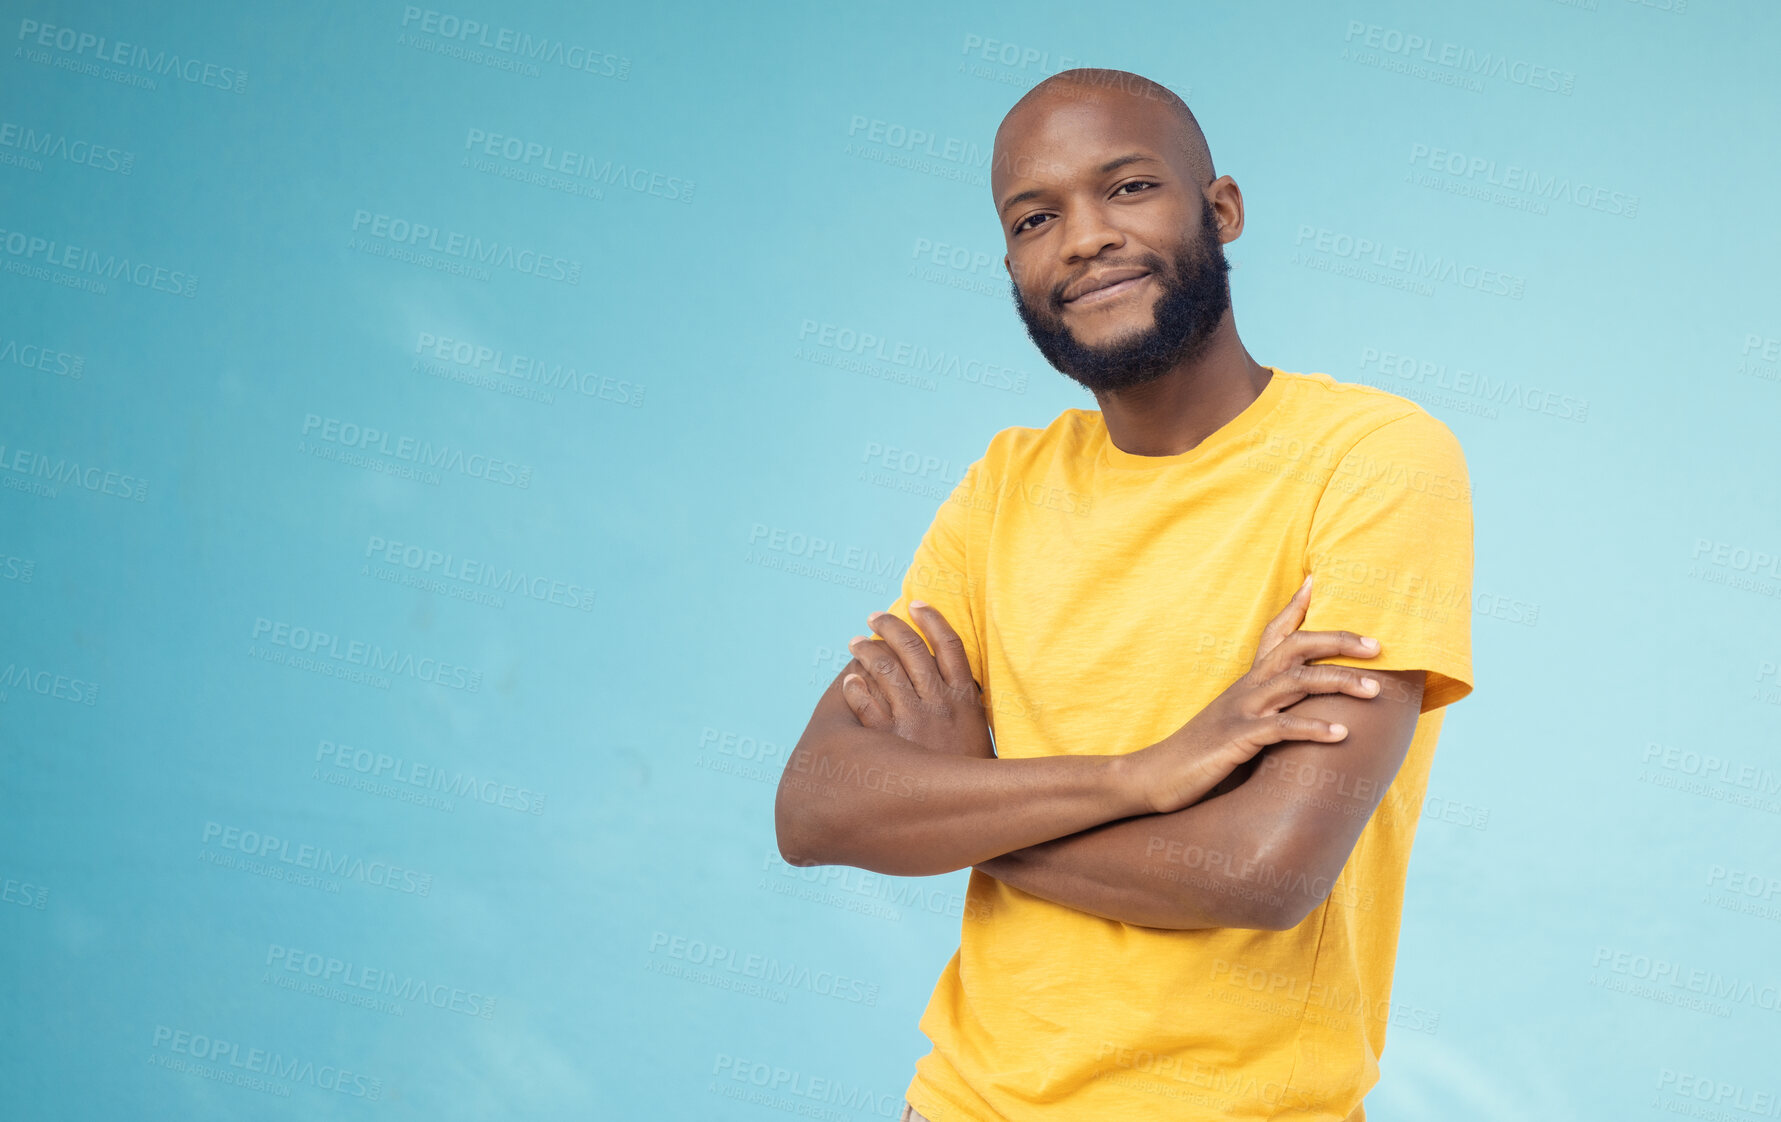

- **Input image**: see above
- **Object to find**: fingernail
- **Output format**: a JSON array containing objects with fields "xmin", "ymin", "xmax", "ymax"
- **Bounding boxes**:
[
  {"xmin": 1361, "ymin": 636, "xmax": 1379, "ymax": 649},
  {"xmin": 910, "ymin": 600, "xmax": 928, "ymax": 609},
  {"xmin": 1330, "ymin": 723, "xmax": 1348, "ymax": 737},
  {"xmin": 867, "ymin": 611, "xmax": 886, "ymax": 624},
  {"xmin": 1299, "ymin": 575, "xmax": 1312, "ymax": 591},
  {"xmin": 1361, "ymin": 677, "xmax": 1378, "ymax": 692}
]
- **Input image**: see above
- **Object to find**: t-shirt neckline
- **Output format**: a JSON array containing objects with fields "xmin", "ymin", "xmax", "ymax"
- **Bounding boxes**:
[{"xmin": 1094, "ymin": 365, "xmax": 1291, "ymax": 471}]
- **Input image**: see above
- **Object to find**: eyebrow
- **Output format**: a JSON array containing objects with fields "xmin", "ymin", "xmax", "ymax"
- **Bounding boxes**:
[{"xmin": 998, "ymin": 152, "xmax": 1162, "ymax": 218}]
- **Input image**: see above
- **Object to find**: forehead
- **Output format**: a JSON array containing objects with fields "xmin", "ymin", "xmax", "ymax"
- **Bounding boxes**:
[{"xmin": 991, "ymin": 88, "xmax": 1180, "ymax": 201}]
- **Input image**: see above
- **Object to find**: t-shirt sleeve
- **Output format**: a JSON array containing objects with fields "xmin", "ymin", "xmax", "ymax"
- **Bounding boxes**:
[
  {"xmin": 1299, "ymin": 411, "xmax": 1475, "ymax": 712},
  {"xmin": 877, "ymin": 457, "xmax": 988, "ymax": 689}
]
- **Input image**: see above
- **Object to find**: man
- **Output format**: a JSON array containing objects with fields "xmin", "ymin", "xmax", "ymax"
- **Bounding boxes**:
[{"xmin": 775, "ymin": 67, "xmax": 1475, "ymax": 1121}]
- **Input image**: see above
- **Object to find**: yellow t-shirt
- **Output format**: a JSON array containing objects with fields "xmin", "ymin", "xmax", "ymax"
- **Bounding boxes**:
[{"xmin": 881, "ymin": 367, "xmax": 1475, "ymax": 1121}]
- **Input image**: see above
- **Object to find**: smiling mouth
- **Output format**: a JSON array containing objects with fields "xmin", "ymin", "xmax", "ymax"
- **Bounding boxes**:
[{"xmin": 1064, "ymin": 273, "xmax": 1152, "ymax": 308}]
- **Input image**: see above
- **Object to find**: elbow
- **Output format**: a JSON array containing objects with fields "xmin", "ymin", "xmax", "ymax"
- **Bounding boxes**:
[
  {"xmin": 1212, "ymin": 897, "xmax": 1297, "ymax": 931},
  {"xmin": 1251, "ymin": 885, "xmax": 1331, "ymax": 932},
  {"xmin": 775, "ymin": 826, "xmax": 812, "ymax": 868},
  {"xmin": 1147, "ymin": 896, "xmax": 1294, "ymax": 932},
  {"xmin": 774, "ymin": 778, "xmax": 829, "ymax": 868},
  {"xmin": 1227, "ymin": 832, "xmax": 1337, "ymax": 931},
  {"xmin": 1256, "ymin": 900, "xmax": 1316, "ymax": 932},
  {"xmin": 1212, "ymin": 864, "xmax": 1329, "ymax": 931},
  {"xmin": 776, "ymin": 828, "xmax": 823, "ymax": 869}
]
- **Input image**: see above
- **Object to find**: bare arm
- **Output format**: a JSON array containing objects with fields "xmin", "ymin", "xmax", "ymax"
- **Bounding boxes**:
[
  {"xmin": 773, "ymin": 660, "xmax": 1150, "ymax": 877},
  {"xmin": 974, "ymin": 667, "xmax": 1426, "ymax": 930},
  {"xmin": 797, "ymin": 594, "xmax": 1386, "ymax": 898}
]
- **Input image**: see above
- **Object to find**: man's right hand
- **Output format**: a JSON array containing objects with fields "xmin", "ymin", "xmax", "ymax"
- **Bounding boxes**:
[{"xmin": 1117, "ymin": 575, "xmax": 1386, "ymax": 816}]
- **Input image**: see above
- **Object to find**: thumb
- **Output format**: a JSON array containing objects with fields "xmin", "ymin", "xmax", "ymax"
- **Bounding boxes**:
[{"xmin": 1254, "ymin": 574, "xmax": 1312, "ymax": 666}]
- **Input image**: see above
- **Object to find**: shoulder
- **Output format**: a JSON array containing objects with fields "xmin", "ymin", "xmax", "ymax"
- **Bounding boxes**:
[
  {"xmin": 975, "ymin": 408, "xmax": 1099, "ymax": 473},
  {"xmin": 1276, "ymin": 368, "xmax": 1466, "ymax": 466}
]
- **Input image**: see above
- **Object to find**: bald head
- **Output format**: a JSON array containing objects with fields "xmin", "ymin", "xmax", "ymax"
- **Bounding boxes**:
[{"xmin": 996, "ymin": 68, "xmax": 1215, "ymax": 189}]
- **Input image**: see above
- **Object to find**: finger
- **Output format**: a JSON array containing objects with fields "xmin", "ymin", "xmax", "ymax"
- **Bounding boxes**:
[
  {"xmin": 841, "ymin": 672, "xmax": 892, "ymax": 728},
  {"xmin": 1251, "ymin": 575, "xmax": 1313, "ymax": 668},
  {"xmin": 909, "ymin": 601, "xmax": 974, "ymax": 694},
  {"xmin": 866, "ymin": 611, "xmax": 944, "ymax": 698},
  {"xmin": 840, "ymin": 673, "xmax": 869, "ymax": 717},
  {"xmin": 847, "ymin": 634, "xmax": 916, "ymax": 699},
  {"xmin": 1246, "ymin": 712, "xmax": 1349, "ymax": 750},
  {"xmin": 1256, "ymin": 628, "xmax": 1380, "ymax": 678},
  {"xmin": 844, "ymin": 656, "xmax": 891, "ymax": 704},
  {"xmin": 1252, "ymin": 663, "xmax": 1380, "ymax": 715}
]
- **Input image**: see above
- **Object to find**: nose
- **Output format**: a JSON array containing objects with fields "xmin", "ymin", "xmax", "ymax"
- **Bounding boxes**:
[{"xmin": 1058, "ymin": 205, "xmax": 1124, "ymax": 266}]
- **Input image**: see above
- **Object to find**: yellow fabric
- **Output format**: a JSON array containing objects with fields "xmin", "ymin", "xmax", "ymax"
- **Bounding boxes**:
[{"xmin": 882, "ymin": 368, "xmax": 1474, "ymax": 1121}]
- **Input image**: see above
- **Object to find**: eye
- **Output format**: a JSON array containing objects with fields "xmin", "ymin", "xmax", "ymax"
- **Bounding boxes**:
[{"xmin": 1011, "ymin": 182, "xmax": 1159, "ymax": 235}]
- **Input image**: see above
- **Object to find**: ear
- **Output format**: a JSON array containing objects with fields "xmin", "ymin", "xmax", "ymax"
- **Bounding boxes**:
[{"xmin": 1207, "ymin": 175, "xmax": 1245, "ymax": 242}]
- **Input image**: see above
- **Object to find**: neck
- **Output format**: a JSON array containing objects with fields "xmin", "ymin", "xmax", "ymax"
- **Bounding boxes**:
[{"xmin": 1091, "ymin": 315, "xmax": 1270, "ymax": 457}]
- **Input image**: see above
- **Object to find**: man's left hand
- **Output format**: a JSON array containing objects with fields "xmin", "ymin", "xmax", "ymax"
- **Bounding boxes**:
[{"xmin": 841, "ymin": 602, "xmax": 994, "ymax": 759}]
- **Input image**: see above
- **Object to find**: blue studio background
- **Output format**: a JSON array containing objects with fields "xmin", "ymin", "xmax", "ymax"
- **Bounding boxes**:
[{"xmin": 4, "ymin": 0, "xmax": 1779, "ymax": 1117}]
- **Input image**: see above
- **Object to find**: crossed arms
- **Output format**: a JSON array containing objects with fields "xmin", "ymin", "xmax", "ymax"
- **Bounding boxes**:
[{"xmin": 773, "ymin": 586, "xmax": 1426, "ymax": 931}]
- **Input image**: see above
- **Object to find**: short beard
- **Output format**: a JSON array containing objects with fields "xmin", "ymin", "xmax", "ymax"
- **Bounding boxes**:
[{"xmin": 1011, "ymin": 195, "xmax": 1232, "ymax": 395}]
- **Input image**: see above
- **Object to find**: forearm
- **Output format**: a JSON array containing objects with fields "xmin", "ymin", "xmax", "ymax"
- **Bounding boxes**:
[
  {"xmin": 974, "ymin": 789, "xmax": 1278, "ymax": 930},
  {"xmin": 775, "ymin": 725, "xmax": 1145, "ymax": 878}
]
